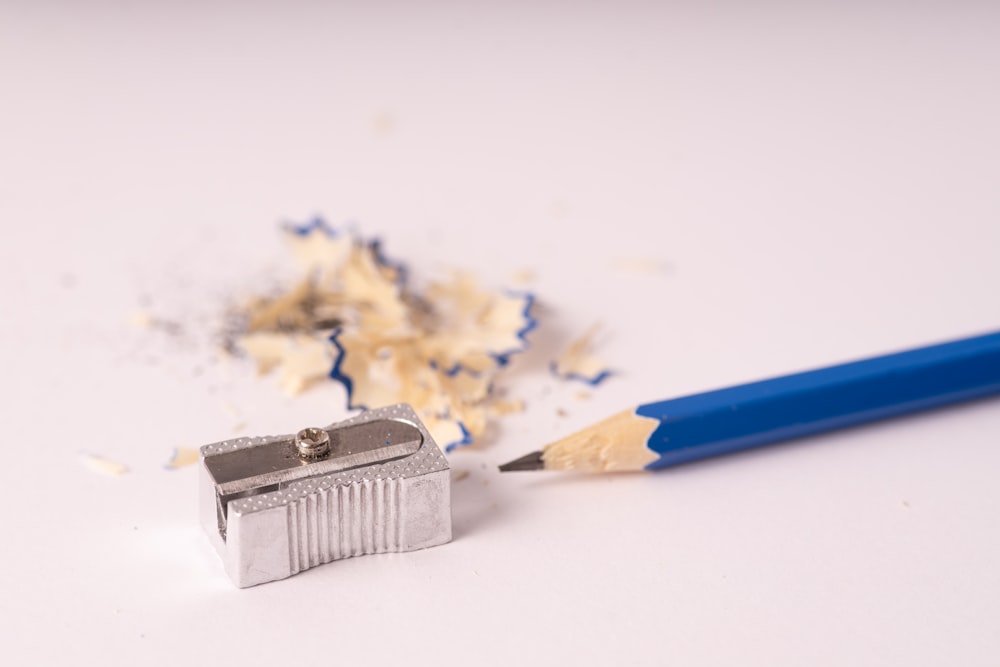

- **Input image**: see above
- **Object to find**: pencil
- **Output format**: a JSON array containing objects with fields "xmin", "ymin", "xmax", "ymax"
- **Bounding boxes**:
[{"xmin": 499, "ymin": 330, "xmax": 1000, "ymax": 473}]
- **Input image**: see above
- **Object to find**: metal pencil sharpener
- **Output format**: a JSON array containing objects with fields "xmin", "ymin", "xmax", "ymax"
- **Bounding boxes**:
[{"xmin": 199, "ymin": 404, "xmax": 451, "ymax": 588}]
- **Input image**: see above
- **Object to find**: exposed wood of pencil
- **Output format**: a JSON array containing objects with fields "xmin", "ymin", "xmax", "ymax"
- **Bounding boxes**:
[{"xmin": 508, "ymin": 409, "xmax": 659, "ymax": 472}]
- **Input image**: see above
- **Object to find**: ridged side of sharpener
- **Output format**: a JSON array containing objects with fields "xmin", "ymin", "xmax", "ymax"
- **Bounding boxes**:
[{"xmin": 286, "ymin": 477, "xmax": 405, "ymax": 574}]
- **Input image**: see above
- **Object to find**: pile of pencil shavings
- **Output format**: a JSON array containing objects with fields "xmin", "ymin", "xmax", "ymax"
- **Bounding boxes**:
[{"xmin": 234, "ymin": 219, "xmax": 536, "ymax": 451}]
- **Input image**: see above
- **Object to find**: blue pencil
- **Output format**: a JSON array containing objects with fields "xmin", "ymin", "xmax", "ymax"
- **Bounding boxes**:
[{"xmin": 499, "ymin": 330, "xmax": 1000, "ymax": 472}]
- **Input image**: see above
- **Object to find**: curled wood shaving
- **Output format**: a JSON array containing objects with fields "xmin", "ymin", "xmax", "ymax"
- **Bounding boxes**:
[
  {"xmin": 235, "ymin": 218, "xmax": 536, "ymax": 450},
  {"xmin": 551, "ymin": 324, "xmax": 613, "ymax": 385}
]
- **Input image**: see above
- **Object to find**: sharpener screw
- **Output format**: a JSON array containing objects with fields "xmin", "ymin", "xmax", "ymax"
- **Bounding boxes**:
[{"xmin": 295, "ymin": 427, "xmax": 331, "ymax": 459}]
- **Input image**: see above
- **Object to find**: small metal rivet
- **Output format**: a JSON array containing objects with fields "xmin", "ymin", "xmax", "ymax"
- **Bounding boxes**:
[{"xmin": 295, "ymin": 427, "xmax": 330, "ymax": 459}]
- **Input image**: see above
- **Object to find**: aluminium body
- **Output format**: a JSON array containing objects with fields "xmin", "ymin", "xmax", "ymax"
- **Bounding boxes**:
[{"xmin": 199, "ymin": 404, "xmax": 452, "ymax": 587}]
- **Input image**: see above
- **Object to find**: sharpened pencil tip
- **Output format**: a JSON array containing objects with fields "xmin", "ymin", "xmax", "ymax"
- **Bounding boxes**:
[{"xmin": 498, "ymin": 451, "xmax": 546, "ymax": 472}]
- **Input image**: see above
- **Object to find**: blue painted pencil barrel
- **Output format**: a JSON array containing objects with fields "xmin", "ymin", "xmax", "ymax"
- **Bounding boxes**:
[{"xmin": 639, "ymin": 331, "xmax": 1000, "ymax": 470}]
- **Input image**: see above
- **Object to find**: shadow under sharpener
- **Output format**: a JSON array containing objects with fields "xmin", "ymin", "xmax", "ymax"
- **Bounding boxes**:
[{"xmin": 199, "ymin": 404, "xmax": 452, "ymax": 588}]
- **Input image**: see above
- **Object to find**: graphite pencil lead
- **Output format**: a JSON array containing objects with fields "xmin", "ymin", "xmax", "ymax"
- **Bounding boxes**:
[{"xmin": 498, "ymin": 451, "xmax": 545, "ymax": 472}]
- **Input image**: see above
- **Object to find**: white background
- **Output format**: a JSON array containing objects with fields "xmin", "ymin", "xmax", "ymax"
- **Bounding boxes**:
[{"xmin": 2, "ymin": 2, "xmax": 999, "ymax": 665}]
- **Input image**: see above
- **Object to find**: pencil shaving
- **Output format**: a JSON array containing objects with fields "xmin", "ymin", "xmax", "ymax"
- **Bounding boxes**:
[
  {"xmin": 80, "ymin": 452, "xmax": 129, "ymax": 477},
  {"xmin": 164, "ymin": 447, "xmax": 200, "ymax": 470},
  {"xmin": 551, "ymin": 324, "xmax": 613, "ymax": 385},
  {"xmin": 233, "ymin": 218, "xmax": 537, "ymax": 450},
  {"xmin": 237, "ymin": 332, "xmax": 334, "ymax": 396},
  {"xmin": 489, "ymin": 399, "xmax": 525, "ymax": 416},
  {"xmin": 221, "ymin": 400, "xmax": 241, "ymax": 419},
  {"xmin": 129, "ymin": 310, "xmax": 183, "ymax": 336},
  {"xmin": 129, "ymin": 310, "xmax": 156, "ymax": 329}
]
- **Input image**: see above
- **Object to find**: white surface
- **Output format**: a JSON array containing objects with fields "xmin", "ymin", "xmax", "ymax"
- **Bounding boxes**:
[{"xmin": 2, "ymin": 3, "xmax": 999, "ymax": 665}]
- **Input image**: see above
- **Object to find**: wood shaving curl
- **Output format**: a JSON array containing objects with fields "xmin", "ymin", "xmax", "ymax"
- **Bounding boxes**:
[
  {"xmin": 551, "ymin": 324, "xmax": 613, "ymax": 385},
  {"xmin": 235, "ymin": 219, "xmax": 535, "ymax": 450}
]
